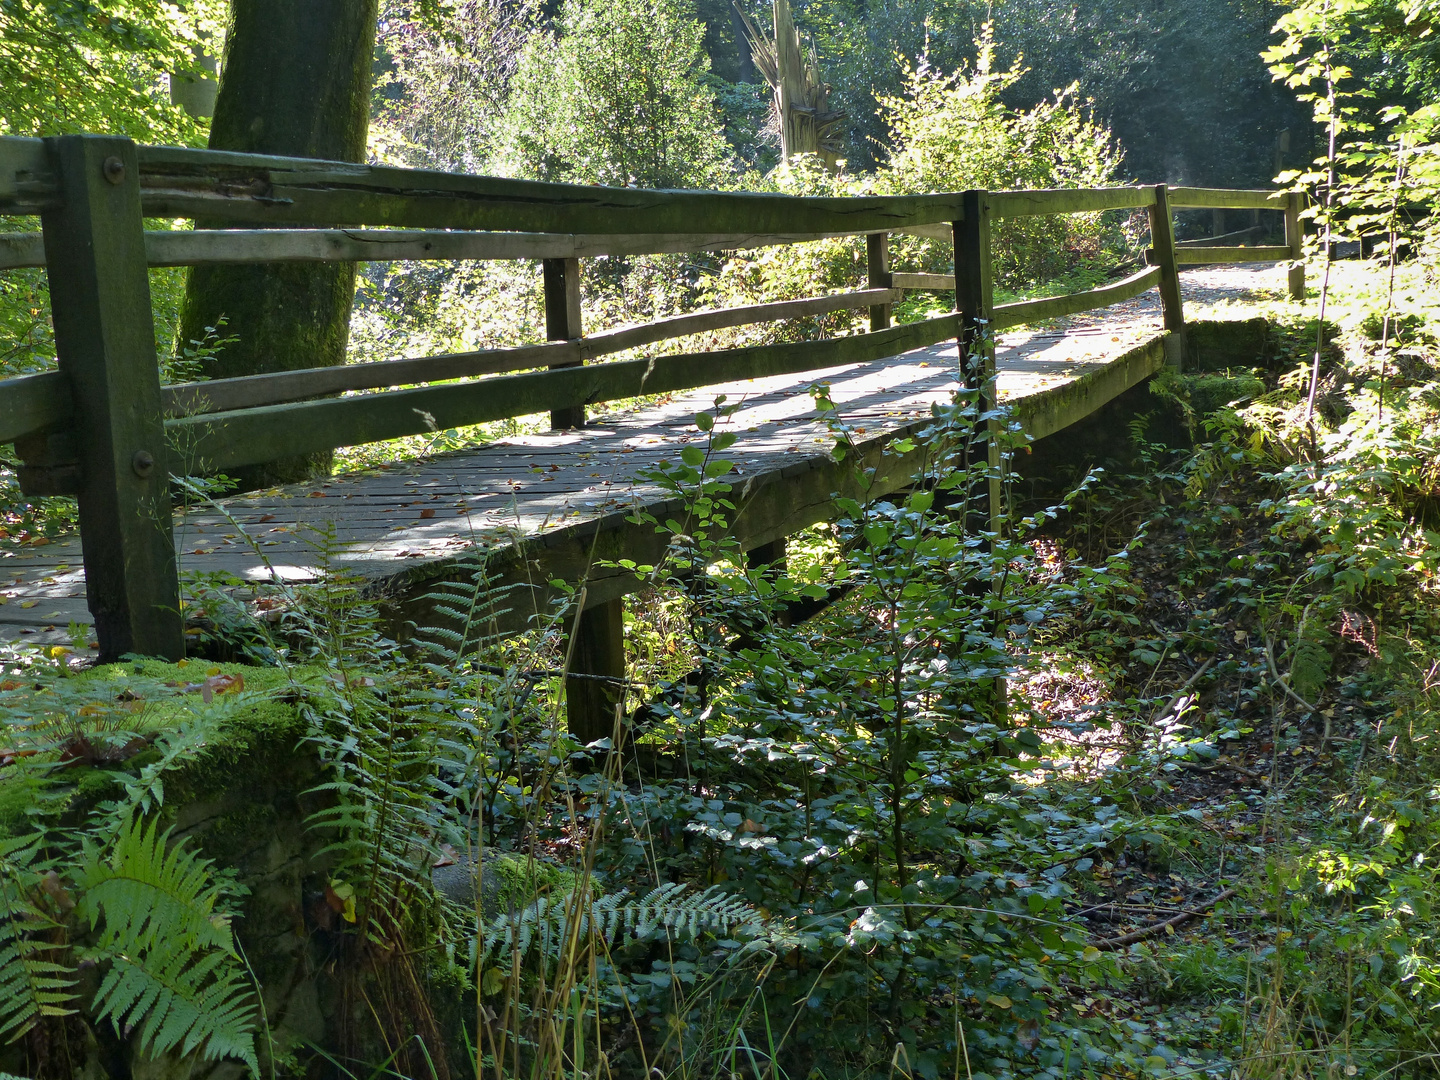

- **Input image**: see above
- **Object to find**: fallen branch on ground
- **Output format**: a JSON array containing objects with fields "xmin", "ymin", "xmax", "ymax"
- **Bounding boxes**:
[{"xmin": 1091, "ymin": 887, "xmax": 1239, "ymax": 951}]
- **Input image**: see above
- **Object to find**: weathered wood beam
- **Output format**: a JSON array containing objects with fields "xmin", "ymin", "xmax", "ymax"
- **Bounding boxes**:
[
  {"xmin": 133, "ymin": 143, "xmax": 970, "ymax": 233},
  {"xmin": 0, "ymin": 137, "xmax": 57, "ymax": 216},
  {"xmin": 545, "ymin": 257, "xmax": 585, "ymax": 430},
  {"xmin": 1147, "ymin": 185, "xmax": 1185, "ymax": 368},
  {"xmin": 41, "ymin": 135, "xmax": 182, "ymax": 661},
  {"xmin": 163, "ymin": 287, "xmax": 904, "ymax": 415},
  {"xmin": 867, "ymin": 233, "xmax": 892, "ymax": 331},
  {"xmin": 0, "ymin": 226, "xmax": 892, "ymax": 270},
  {"xmin": 990, "ymin": 266, "xmax": 1160, "ymax": 331},
  {"xmin": 1168, "ymin": 187, "xmax": 1287, "ymax": 210},
  {"xmin": 1173, "ymin": 245, "xmax": 1292, "ymax": 265},
  {"xmin": 988, "ymin": 187, "xmax": 1156, "ymax": 219},
  {"xmin": 0, "ymin": 370, "xmax": 70, "ymax": 443},
  {"xmin": 167, "ymin": 313, "xmax": 962, "ymax": 472},
  {"xmin": 565, "ymin": 595, "xmax": 626, "ymax": 745},
  {"xmin": 891, "ymin": 271, "xmax": 956, "ymax": 290},
  {"xmin": 1285, "ymin": 192, "xmax": 1306, "ymax": 300}
]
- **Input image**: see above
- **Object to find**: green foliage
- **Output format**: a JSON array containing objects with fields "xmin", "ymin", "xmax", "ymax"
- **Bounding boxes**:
[
  {"xmin": 479, "ymin": 882, "xmax": 779, "ymax": 963},
  {"xmin": 0, "ymin": 662, "xmax": 283, "ymax": 1075},
  {"xmin": 373, "ymin": 0, "xmax": 540, "ymax": 172},
  {"xmin": 877, "ymin": 26, "xmax": 1127, "ymax": 286},
  {"xmin": 0, "ymin": 0, "xmax": 221, "ymax": 142},
  {"xmin": 494, "ymin": 0, "xmax": 735, "ymax": 188},
  {"xmin": 0, "ymin": 839, "xmax": 73, "ymax": 1044},
  {"xmin": 79, "ymin": 814, "xmax": 260, "ymax": 1074}
]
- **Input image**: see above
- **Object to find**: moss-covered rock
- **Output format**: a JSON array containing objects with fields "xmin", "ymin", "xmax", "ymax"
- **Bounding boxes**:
[
  {"xmin": 432, "ymin": 850, "xmax": 587, "ymax": 917},
  {"xmin": 0, "ymin": 659, "xmax": 335, "ymax": 1078},
  {"xmin": 1181, "ymin": 370, "xmax": 1267, "ymax": 417}
]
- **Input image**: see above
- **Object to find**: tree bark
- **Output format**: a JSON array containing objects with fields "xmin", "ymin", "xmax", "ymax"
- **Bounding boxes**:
[{"xmin": 177, "ymin": 0, "xmax": 379, "ymax": 489}]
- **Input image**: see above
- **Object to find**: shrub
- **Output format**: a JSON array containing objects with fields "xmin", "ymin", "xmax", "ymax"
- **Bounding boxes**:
[{"xmin": 877, "ymin": 26, "xmax": 1127, "ymax": 287}]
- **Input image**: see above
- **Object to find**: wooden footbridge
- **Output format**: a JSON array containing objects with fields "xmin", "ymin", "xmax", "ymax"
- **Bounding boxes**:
[{"xmin": 0, "ymin": 135, "xmax": 1305, "ymax": 735}]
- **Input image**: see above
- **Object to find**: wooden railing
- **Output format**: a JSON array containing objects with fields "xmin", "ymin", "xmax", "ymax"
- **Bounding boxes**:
[{"xmin": 0, "ymin": 134, "xmax": 1306, "ymax": 660}]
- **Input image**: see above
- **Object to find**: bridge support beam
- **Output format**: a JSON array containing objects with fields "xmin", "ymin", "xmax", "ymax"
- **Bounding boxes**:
[
  {"xmin": 565, "ymin": 595, "xmax": 626, "ymax": 746},
  {"xmin": 41, "ymin": 135, "xmax": 183, "ymax": 662}
]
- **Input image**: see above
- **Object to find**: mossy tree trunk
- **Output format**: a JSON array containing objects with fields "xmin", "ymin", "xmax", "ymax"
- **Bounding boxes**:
[{"xmin": 177, "ymin": 0, "xmax": 379, "ymax": 489}]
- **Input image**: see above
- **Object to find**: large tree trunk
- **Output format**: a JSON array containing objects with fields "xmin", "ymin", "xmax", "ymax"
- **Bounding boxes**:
[{"xmin": 177, "ymin": 0, "xmax": 379, "ymax": 489}]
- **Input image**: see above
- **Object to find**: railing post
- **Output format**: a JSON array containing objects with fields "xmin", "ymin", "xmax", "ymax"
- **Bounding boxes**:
[
  {"xmin": 1285, "ymin": 191, "xmax": 1306, "ymax": 301},
  {"xmin": 544, "ymin": 256, "xmax": 584, "ymax": 430},
  {"xmin": 954, "ymin": 191, "xmax": 994, "ymax": 392},
  {"xmin": 40, "ymin": 135, "xmax": 183, "ymax": 661},
  {"xmin": 866, "ymin": 232, "xmax": 892, "ymax": 331},
  {"xmin": 954, "ymin": 188, "xmax": 1005, "ymax": 716},
  {"xmin": 1148, "ymin": 184, "xmax": 1185, "ymax": 369},
  {"xmin": 954, "ymin": 189, "xmax": 999, "ymax": 526}
]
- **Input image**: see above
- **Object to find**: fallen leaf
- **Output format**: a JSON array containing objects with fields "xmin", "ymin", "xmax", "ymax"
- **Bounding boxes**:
[
  {"xmin": 39, "ymin": 871, "xmax": 75, "ymax": 915},
  {"xmin": 200, "ymin": 672, "xmax": 245, "ymax": 703},
  {"xmin": 256, "ymin": 514, "xmax": 276, "ymax": 523},
  {"xmin": 419, "ymin": 508, "xmax": 436, "ymax": 519}
]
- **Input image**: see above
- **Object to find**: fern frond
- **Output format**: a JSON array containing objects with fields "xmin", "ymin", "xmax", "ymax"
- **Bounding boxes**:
[
  {"xmin": 78, "ymin": 815, "xmax": 258, "ymax": 1075},
  {"xmin": 79, "ymin": 815, "xmax": 232, "ymax": 956},
  {"xmin": 478, "ymin": 883, "xmax": 779, "ymax": 963},
  {"xmin": 90, "ymin": 947, "xmax": 258, "ymax": 1075},
  {"xmin": 0, "ymin": 839, "xmax": 76, "ymax": 1043}
]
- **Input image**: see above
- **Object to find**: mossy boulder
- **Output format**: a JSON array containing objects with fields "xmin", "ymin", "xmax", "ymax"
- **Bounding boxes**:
[
  {"xmin": 432, "ymin": 850, "xmax": 587, "ymax": 917},
  {"xmin": 0, "ymin": 659, "xmax": 335, "ymax": 1077},
  {"xmin": 1181, "ymin": 370, "xmax": 1267, "ymax": 417}
]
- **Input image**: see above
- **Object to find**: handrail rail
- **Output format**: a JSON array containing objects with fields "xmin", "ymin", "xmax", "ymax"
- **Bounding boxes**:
[
  {"xmin": 0, "ymin": 132, "xmax": 1309, "ymax": 661},
  {"xmin": 0, "ymin": 226, "xmax": 877, "ymax": 270},
  {"xmin": 161, "ymin": 287, "xmax": 904, "ymax": 416}
]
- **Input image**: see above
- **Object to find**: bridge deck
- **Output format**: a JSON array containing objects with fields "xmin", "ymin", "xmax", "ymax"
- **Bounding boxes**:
[{"xmin": 0, "ymin": 266, "xmax": 1277, "ymax": 654}]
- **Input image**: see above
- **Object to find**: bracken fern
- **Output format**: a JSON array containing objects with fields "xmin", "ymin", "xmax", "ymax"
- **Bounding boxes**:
[{"xmin": 77, "ymin": 814, "xmax": 259, "ymax": 1075}]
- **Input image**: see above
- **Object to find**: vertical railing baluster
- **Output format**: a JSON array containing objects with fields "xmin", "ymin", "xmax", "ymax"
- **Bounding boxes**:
[
  {"xmin": 1285, "ymin": 191, "xmax": 1307, "ymax": 301},
  {"xmin": 1148, "ymin": 184, "xmax": 1186, "ymax": 369},
  {"xmin": 867, "ymin": 231, "xmax": 892, "ymax": 331},
  {"xmin": 544, "ymin": 256, "xmax": 585, "ymax": 430},
  {"xmin": 41, "ymin": 135, "xmax": 182, "ymax": 661}
]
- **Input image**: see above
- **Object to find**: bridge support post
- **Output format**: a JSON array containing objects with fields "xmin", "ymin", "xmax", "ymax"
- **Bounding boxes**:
[
  {"xmin": 866, "ymin": 232, "xmax": 892, "ymax": 331},
  {"xmin": 565, "ymin": 595, "xmax": 626, "ymax": 746},
  {"xmin": 1285, "ymin": 192, "xmax": 1306, "ymax": 301},
  {"xmin": 1148, "ymin": 184, "xmax": 1186, "ymax": 369},
  {"xmin": 41, "ymin": 135, "xmax": 183, "ymax": 662},
  {"xmin": 544, "ymin": 256, "xmax": 585, "ymax": 430}
]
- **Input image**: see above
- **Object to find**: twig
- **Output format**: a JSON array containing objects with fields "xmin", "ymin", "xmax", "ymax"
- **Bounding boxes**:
[
  {"xmin": 469, "ymin": 660, "xmax": 642, "ymax": 689},
  {"xmin": 1091, "ymin": 887, "xmax": 1238, "ymax": 951},
  {"xmin": 1180, "ymin": 758, "xmax": 1267, "ymax": 783},
  {"xmin": 1263, "ymin": 637, "xmax": 1329, "ymax": 750},
  {"xmin": 1151, "ymin": 656, "xmax": 1216, "ymax": 725}
]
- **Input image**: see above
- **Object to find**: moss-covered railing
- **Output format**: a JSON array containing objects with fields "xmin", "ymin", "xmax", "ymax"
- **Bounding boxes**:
[{"xmin": 0, "ymin": 134, "xmax": 1304, "ymax": 661}]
